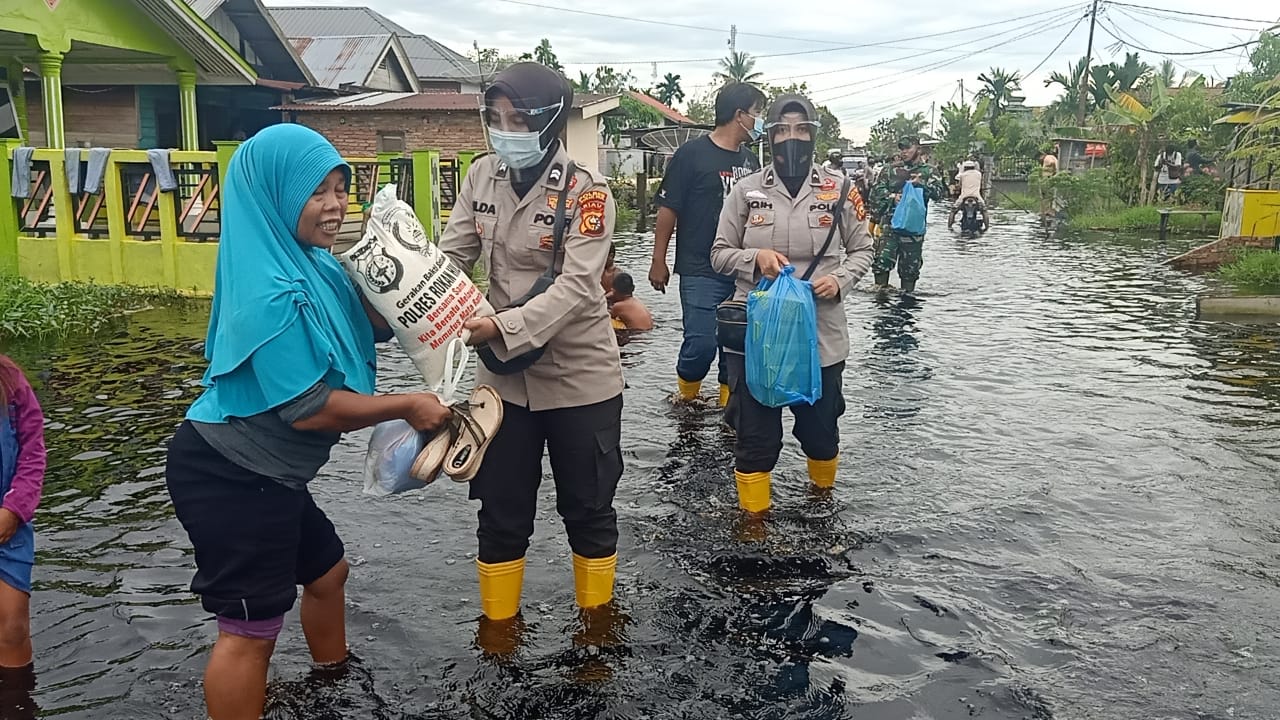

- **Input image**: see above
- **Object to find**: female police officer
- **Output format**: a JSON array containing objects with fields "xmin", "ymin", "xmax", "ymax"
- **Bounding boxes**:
[
  {"xmin": 439, "ymin": 63, "xmax": 624, "ymax": 625},
  {"xmin": 710, "ymin": 94, "xmax": 874, "ymax": 513}
]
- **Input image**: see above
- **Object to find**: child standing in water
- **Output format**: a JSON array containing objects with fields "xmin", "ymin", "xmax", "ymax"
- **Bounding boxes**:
[
  {"xmin": 0, "ymin": 356, "xmax": 44, "ymax": 673},
  {"xmin": 164, "ymin": 125, "xmax": 451, "ymax": 720}
]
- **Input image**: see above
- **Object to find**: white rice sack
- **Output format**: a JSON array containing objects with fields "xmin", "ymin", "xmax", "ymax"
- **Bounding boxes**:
[{"xmin": 338, "ymin": 185, "xmax": 493, "ymax": 400}]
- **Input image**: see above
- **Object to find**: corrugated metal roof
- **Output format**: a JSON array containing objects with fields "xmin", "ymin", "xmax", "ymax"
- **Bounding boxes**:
[
  {"xmin": 185, "ymin": 0, "xmax": 226, "ymax": 19},
  {"xmin": 269, "ymin": 6, "xmax": 409, "ymax": 38},
  {"xmin": 269, "ymin": 6, "xmax": 479, "ymax": 82},
  {"xmin": 134, "ymin": 0, "xmax": 255, "ymax": 83},
  {"xmin": 276, "ymin": 92, "xmax": 619, "ymax": 113},
  {"xmin": 289, "ymin": 35, "xmax": 392, "ymax": 89}
]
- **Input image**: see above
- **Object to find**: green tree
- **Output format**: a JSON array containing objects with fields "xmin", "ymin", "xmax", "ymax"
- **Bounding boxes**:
[
  {"xmin": 1105, "ymin": 77, "xmax": 1176, "ymax": 204},
  {"xmin": 715, "ymin": 51, "xmax": 763, "ymax": 84},
  {"xmin": 1045, "ymin": 57, "xmax": 1090, "ymax": 125},
  {"xmin": 1110, "ymin": 52, "xmax": 1152, "ymax": 92},
  {"xmin": 1157, "ymin": 59, "xmax": 1178, "ymax": 89},
  {"xmin": 470, "ymin": 42, "xmax": 519, "ymax": 84},
  {"xmin": 654, "ymin": 73, "xmax": 685, "ymax": 107},
  {"xmin": 529, "ymin": 38, "xmax": 563, "ymax": 72},
  {"xmin": 936, "ymin": 97, "xmax": 993, "ymax": 168},
  {"xmin": 1229, "ymin": 79, "xmax": 1280, "ymax": 188},
  {"xmin": 1227, "ymin": 32, "xmax": 1280, "ymax": 103},
  {"xmin": 977, "ymin": 67, "xmax": 1022, "ymax": 122},
  {"xmin": 868, "ymin": 112, "xmax": 929, "ymax": 156},
  {"xmin": 685, "ymin": 90, "xmax": 715, "ymax": 125}
]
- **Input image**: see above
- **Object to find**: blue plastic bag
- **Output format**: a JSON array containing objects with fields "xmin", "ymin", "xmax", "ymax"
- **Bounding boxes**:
[
  {"xmin": 745, "ymin": 265, "xmax": 822, "ymax": 408},
  {"xmin": 363, "ymin": 419, "xmax": 428, "ymax": 496},
  {"xmin": 891, "ymin": 182, "xmax": 927, "ymax": 235}
]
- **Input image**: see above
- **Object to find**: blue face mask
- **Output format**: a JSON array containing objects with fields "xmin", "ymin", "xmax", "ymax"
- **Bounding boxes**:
[
  {"xmin": 741, "ymin": 113, "xmax": 765, "ymax": 142},
  {"xmin": 489, "ymin": 128, "xmax": 547, "ymax": 170}
]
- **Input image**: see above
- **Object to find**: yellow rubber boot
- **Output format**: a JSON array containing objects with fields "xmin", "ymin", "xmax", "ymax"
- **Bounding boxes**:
[
  {"xmin": 719, "ymin": 383, "xmax": 731, "ymax": 407},
  {"xmin": 572, "ymin": 553, "xmax": 618, "ymax": 609},
  {"xmin": 807, "ymin": 457, "xmax": 838, "ymax": 489},
  {"xmin": 677, "ymin": 377, "xmax": 702, "ymax": 401},
  {"xmin": 735, "ymin": 470, "xmax": 771, "ymax": 513},
  {"xmin": 476, "ymin": 558, "xmax": 525, "ymax": 620}
]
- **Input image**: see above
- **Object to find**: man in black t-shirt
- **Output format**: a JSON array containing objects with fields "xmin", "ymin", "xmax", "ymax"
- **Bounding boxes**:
[{"xmin": 650, "ymin": 82, "xmax": 766, "ymax": 405}]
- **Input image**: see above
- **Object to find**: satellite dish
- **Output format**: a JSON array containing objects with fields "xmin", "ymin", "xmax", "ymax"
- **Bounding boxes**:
[{"xmin": 638, "ymin": 127, "xmax": 711, "ymax": 152}]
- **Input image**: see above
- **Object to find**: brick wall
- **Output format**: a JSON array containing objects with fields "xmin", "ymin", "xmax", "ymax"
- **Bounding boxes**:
[
  {"xmin": 295, "ymin": 110, "xmax": 487, "ymax": 158},
  {"xmin": 1167, "ymin": 235, "xmax": 1279, "ymax": 272},
  {"xmin": 24, "ymin": 82, "xmax": 139, "ymax": 148}
]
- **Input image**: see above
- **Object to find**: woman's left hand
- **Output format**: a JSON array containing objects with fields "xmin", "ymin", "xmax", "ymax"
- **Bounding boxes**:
[
  {"xmin": 463, "ymin": 316, "xmax": 501, "ymax": 346},
  {"xmin": 812, "ymin": 276, "xmax": 840, "ymax": 300}
]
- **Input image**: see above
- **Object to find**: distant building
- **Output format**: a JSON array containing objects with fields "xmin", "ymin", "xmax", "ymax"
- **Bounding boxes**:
[
  {"xmin": 269, "ymin": 6, "xmax": 483, "ymax": 92},
  {"xmin": 277, "ymin": 91, "xmax": 621, "ymax": 172},
  {"xmin": 289, "ymin": 35, "xmax": 422, "ymax": 93}
]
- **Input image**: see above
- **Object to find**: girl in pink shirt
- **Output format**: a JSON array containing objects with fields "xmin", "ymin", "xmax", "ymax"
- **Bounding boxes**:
[{"xmin": 0, "ymin": 355, "xmax": 44, "ymax": 670}]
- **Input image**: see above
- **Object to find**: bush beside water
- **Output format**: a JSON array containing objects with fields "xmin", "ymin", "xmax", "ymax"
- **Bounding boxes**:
[
  {"xmin": 0, "ymin": 276, "xmax": 178, "ymax": 340},
  {"xmin": 1219, "ymin": 251, "xmax": 1280, "ymax": 291}
]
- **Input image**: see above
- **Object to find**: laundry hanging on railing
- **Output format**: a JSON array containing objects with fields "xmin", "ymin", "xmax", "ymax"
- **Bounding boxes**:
[{"xmin": 9, "ymin": 147, "xmax": 32, "ymax": 199}]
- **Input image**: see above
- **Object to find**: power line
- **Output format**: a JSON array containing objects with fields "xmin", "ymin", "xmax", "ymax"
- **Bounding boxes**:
[
  {"xmin": 557, "ymin": 4, "xmax": 1086, "ymax": 67},
  {"xmin": 1103, "ymin": 2, "xmax": 1280, "ymax": 26},
  {"xmin": 1097, "ymin": 19, "xmax": 1261, "ymax": 56},
  {"xmin": 808, "ymin": 9, "xmax": 1083, "ymax": 98},
  {"xmin": 1108, "ymin": 7, "xmax": 1220, "ymax": 51},
  {"xmin": 758, "ymin": 5, "xmax": 1085, "ymax": 86},
  {"xmin": 1025, "ymin": 12, "xmax": 1088, "ymax": 77},
  {"xmin": 815, "ymin": 12, "xmax": 1082, "ymax": 103},
  {"xmin": 1115, "ymin": 5, "xmax": 1278, "ymax": 33}
]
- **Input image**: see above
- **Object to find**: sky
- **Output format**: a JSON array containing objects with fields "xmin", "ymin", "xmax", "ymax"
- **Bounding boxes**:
[{"xmin": 266, "ymin": 0, "xmax": 1279, "ymax": 143}]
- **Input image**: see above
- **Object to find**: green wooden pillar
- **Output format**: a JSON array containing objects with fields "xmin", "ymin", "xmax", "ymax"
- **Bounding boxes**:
[
  {"xmin": 37, "ymin": 51, "xmax": 64, "ymax": 149},
  {"xmin": 5, "ymin": 60, "xmax": 26, "ymax": 144},
  {"xmin": 176, "ymin": 70, "xmax": 199, "ymax": 150},
  {"xmin": 411, "ymin": 149, "xmax": 442, "ymax": 241},
  {"xmin": 457, "ymin": 150, "xmax": 480, "ymax": 183},
  {"xmin": 213, "ymin": 140, "xmax": 240, "ymax": 188},
  {"xmin": 0, "ymin": 139, "xmax": 22, "ymax": 276}
]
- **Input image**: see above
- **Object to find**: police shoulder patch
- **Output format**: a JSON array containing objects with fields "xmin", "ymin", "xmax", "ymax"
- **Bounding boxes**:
[{"xmin": 577, "ymin": 188, "xmax": 609, "ymax": 237}]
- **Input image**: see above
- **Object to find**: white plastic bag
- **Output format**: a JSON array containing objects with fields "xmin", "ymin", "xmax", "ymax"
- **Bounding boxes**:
[
  {"xmin": 363, "ymin": 419, "xmax": 428, "ymax": 496},
  {"xmin": 338, "ymin": 185, "xmax": 493, "ymax": 404}
]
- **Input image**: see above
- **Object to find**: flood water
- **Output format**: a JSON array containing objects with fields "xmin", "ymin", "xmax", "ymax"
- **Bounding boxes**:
[{"xmin": 8, "ymin": 207, "xmax": 1280, "ymax": 719}]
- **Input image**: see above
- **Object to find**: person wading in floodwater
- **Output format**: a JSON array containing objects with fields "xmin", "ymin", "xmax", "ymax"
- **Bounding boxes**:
[
  {"xmin": 442, "ymin": 63, "xmax": 625, "ymax": 650},
  {"xmin": 868, "ymin": 136, "xmax": 946, "ymax": 294},
  {"xmin": 710, "ymin": 93, "xmax": 874, "ymax": 514},
  {"xmin": 164, "ymin": 125, "xmax": 452, "ymax": 720},
  {"xmin": 649, "ymin": 82, "xmax": 766, "ymax": 407}
]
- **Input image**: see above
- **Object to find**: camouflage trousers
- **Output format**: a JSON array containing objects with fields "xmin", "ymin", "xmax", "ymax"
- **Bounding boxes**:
[{"xmin": 872, "ymin": 232, "xmax": 924, "ymax": 282}]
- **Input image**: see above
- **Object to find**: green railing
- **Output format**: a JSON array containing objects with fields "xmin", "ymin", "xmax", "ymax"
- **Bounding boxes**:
[{"xmin": 0, "ymin": 140, "xmax": 472, "ymax": 296}]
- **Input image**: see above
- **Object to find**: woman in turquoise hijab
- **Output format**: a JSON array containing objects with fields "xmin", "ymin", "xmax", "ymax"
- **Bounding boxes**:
[{"xmin": 164, "ymin": 124, "xmax": 450, "ymax": 720}]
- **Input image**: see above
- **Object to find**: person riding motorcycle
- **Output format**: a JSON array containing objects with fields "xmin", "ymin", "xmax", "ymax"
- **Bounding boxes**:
[
  {"xmin": 823, "ymin": 148, "xmax": 845, "ymax": 175},
  {"xmin": 947, "ymin": 159, "xmax": 989, "ymax": 233}
]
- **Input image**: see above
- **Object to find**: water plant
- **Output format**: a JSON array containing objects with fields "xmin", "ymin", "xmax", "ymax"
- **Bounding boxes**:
[
  {"xmin": 1218, "ymin": 250, "xmax": 1280, "ymax": 291},
  {"xmin": 0, "ymin": 276, "xmax": 180, "ymax": 340}
]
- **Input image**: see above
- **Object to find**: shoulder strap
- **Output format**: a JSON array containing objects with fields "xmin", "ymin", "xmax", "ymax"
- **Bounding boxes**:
[
  {"xmin": 803, "ymin": 177, "xmax": 851, "ymax": 281},
  {"xmin": 542, "ymin": 161, "xmax": 577, "ymax": 281}
]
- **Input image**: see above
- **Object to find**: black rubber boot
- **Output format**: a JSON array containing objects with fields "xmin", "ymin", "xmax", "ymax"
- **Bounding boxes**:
[
  {"xmin": 900, "ymin": 280, "xmax": 916, "ymax": 294},
  {"xmin": 873, "ymin": 272, "xmax": 889, "ymax": 287}
]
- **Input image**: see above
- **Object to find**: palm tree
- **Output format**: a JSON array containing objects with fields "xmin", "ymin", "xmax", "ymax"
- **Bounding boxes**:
[
  {"xmin": 1110, "ymin": 52, "xmax": 1152, "ymax": 93},
  {"xmin": 977, "ymin": 67, "xmax": 1022, "ymax": 121},
  {"xmin": 532, "ymin": 38, "xmax": 563, "ymax": 72},
  {"xmin": 715, "ymin": 51, "xmax": 763, "ymax": 85},
  {"xmin": 1088, "ymin": 64, "xmax": 1115, "ymax": 110},
  {"xmin": 1157, "ymin": 59, "xmax": 1178, "ymax": 89},
  {"xmin": 655, "ymin": 72, "xmax": 685, "ymax": 107},
  {"xmin": 1045, "ymin": 57, "xmax": 1089, "ymax": 123}
]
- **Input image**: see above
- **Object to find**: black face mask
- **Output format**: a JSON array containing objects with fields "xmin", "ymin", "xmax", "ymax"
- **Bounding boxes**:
[{"xmin": 773, "ymin": 139, "xmax": 815, "ymax": 179}]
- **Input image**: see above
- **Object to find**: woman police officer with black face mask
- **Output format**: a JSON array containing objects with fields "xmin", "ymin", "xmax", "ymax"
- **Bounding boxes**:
[{"xmin": 710, "ymin": 94, "xmax": 875, "ymax": 514}]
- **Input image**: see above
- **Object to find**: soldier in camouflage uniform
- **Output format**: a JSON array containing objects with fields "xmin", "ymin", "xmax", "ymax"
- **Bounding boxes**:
[{"xmin": 868, "ymin": 136, "xmax": 946, "ymax": 294}]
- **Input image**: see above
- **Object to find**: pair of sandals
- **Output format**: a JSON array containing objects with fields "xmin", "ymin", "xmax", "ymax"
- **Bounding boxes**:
[{"xmin": 410, "ymin": 384, "xmax": 504, "ymax": 484}]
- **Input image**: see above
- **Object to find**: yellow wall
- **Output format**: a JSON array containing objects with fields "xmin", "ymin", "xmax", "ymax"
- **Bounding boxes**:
[{"xmin": 1221, "ymin": 189, "xmax": 1280, "ymax": 239}]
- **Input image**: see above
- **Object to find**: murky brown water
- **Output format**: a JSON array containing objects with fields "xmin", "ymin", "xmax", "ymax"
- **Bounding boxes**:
[{"xmin": 8, "ymin": 207, "xmax": 1280, "ymax": 719}]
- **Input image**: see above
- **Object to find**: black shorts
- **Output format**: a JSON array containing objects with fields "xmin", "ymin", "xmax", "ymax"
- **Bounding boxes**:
[{"xmin": 165, "ymin": 421, "xmax": 345, "ymax": 620}]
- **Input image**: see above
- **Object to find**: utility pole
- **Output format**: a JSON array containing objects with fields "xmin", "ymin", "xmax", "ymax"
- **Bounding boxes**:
[
  {"xmin": 729, "ymin": 24, "xmax": 737, "ymax": 55},
  {"xmin": 959, "ymin": 78, "xmax": 965, "ymax": 106},
  {"xmin": 1077, "ymin": 0, "xmax": 1100, "ymax": 127},
  {"xmin": 930, "ymin": 102, "xmax": 936, "ymax": 139}
]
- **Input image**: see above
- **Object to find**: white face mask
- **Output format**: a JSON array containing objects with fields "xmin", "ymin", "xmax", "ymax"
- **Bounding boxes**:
[{"xmin": 488, "ymin": 128, "xmax": 547, "ymax": 169}]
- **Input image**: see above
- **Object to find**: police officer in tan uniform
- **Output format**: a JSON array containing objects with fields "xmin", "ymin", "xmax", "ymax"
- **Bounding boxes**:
[
  {"xmin": 440, "ymin": 63, "xmax": 624, "ymax": 628},
  {"xmin": 710, "ymin": 94, "xmax": 874, "ymax": 514}
]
